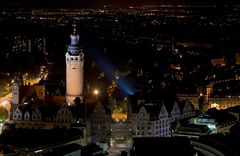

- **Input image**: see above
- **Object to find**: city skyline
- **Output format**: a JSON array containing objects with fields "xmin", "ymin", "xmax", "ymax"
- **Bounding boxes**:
[
  {"xmin": 1, "ymin": 0, "xmax": 240, "ymax": 8},
  {"xmin": 0, "ymin": 4, "xmax": 240, "ymax": 156}
]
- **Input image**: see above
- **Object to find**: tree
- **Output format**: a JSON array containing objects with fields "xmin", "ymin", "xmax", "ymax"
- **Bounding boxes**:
[{"xmin": 74, "ymin": 97, "xmax": 81, "ymax": 106}]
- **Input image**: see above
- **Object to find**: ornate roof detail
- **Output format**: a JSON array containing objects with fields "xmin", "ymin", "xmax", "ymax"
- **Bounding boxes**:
[{"xmin": 67, "ymin": 24, "xmax": 82, "ymax": 56}]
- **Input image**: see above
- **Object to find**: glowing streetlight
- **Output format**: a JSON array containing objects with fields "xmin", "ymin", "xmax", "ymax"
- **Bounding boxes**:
[
  {"xmin": 93, "ymin": 89, "xmax": 99, "ymax": 96},
  {"xmin": 211, "ymin": 103, "xmax": 219, "ymax": 109}
]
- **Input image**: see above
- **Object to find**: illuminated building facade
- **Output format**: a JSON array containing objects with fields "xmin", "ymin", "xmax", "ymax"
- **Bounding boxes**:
[
  {"xmin": 88, "ymin": 103, "xmax": 111, "ymax": 146},
  {"xmin": 10, "ymin": 104, "xmax": 76, "ymax": 129},
  {"xmin": 12, "ymin": 73, "xmax": 23, "ymax": 105},
  {"xmin": 66, "ymin": 26, "xmax": 84, "ymax": 105},
  {"xmin": 131, "ymin": 101, "xmax": 196, "ymax": 137},
  {"xmin": 189, "ymin": 112, "xmax": 237, "ymax": 134}
]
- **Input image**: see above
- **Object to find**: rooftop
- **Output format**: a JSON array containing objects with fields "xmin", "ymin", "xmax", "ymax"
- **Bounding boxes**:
[{"xmin": 132, "ymin": 137, "xmax": 196, "ymax": 156}]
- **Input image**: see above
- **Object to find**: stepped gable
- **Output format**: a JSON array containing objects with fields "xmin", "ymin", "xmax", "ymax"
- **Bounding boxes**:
[
  {"xmin": 164, "ymin": 101, "xmax": 175, "ymax": 115},
  {"xmin": 69, "ymin": 103, "xmax": 96, "ymax": 120},
  {"xmin": 143, "ymin": 102, "xmax": 164, "ymax": 121},
  {"xmin": 178, "ymin": 100, "xmax": 194, "ymax": 113},
  {"xmin": 37, "ymin": 103, "xmax": 60, "ymax": 121},
  {"xmin": 178, "ymin": 100, "xmax": 186, "ymax": 113}
]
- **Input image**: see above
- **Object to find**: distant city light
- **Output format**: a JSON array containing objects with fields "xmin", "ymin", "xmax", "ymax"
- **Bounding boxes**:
[
  {"xmin": 211, "ymin": 103, "xmax": 219, "ymax": 109},
  {"xmin": 1, "ymin": 99, "xmax": 9, "ymax": 107}
]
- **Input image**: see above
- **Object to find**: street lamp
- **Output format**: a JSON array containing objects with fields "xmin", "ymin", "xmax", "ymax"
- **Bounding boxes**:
[{"xmin": 93, "ymin": 89, "xmax": 99, "ymax": 96}]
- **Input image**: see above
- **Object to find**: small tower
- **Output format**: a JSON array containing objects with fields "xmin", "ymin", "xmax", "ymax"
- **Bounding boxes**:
[
  {"xmin": 66, "ymin": 25, "xmax": 84, "ymax": 105},
  {"xmin": 12, "ymin": 73, "xmax": 23, "ymax": 105}
]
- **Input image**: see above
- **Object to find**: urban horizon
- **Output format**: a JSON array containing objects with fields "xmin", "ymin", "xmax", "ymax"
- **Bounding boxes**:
[{"xmin": 0, "ymin": 3, "xmax": 240, "ymax": 156}]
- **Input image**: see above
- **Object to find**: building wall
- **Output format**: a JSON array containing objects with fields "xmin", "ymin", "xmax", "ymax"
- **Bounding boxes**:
[
  {"xmin": 66, "ymin": 53, "xmax": 84, "ymax": 104},
  {"xmin": 12, "ymin": 82, "xmax": 21, "ymax": 105},
  {"xmin": 209, "ymin": 97, "xmax": 240, "ymax": 110},
  {"xmin": 89, "ymin": 103, "xmax": 111, "ymax": 146},
  {"xmin": 11, "ymin": 106, "xmax": 75, "ymax": 129},
  {"xmin": 178, "ymin": 93, "xmax": 240, "ymax": 111},
  {"xmin": 132, "ymin": 101, "xmax": 196, "ymax": 138}
]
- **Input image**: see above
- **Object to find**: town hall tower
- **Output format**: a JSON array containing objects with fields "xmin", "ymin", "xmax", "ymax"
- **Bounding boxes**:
[{"xmin": 66, "ymin": 25, "xmax": 84, "ymax": 105}]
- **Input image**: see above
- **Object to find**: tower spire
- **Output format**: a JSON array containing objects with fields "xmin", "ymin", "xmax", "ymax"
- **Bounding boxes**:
[
  {"xmin": 73, "ymin": 23, "xmax": 77, "ymax": 35},
  {"xmin": 68, "ymin": 23, "xmax": 80, "ymax": 55}
]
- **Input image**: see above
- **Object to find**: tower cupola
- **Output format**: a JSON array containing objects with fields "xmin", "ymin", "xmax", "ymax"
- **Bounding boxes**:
[{"xmin": 67, "ymin": 24, "xmax": 81, "ymax": 56}]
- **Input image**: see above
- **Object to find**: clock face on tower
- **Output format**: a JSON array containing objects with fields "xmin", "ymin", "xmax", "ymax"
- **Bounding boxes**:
[{"xmin": 13, "ymin": 85, "xmax": 18, "ymax": 90}]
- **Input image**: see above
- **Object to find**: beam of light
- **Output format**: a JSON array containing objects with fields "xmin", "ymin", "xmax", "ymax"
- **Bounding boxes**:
[
  {"xmin": 117, "ymin": 76, "xmax": 135, "ymax": 95},
  {"xmin": 87, "ymin": 46, "xmax": 135, "ymax": 96}
]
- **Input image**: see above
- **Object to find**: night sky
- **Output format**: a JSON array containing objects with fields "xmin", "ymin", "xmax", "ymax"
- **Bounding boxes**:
[{"xmin": 1, "ymin": 0, "xmax": 240, "ymax": 8}]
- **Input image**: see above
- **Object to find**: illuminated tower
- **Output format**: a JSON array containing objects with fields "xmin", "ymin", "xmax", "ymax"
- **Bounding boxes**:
[
  {"xmin": 66, "ymin": 25, "xmax": 84, "ymax": 105},
  {"xmin": 12, "ymin": 73, "xmax": 23, "ymax": 105}
]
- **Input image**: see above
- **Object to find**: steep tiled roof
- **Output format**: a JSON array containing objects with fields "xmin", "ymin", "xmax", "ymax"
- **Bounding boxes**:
[
  {"xmin": 38, "ymin": 104, "xmax": 60, "ymax": 121},
  {"xmin": 69, "ymin": 103, "xmax": 97, "ymax": 120},
  {"xmin": 206, "ymin": 108, "xmax": 238, "ymax": 125},
  {"xmin": 143, "ymin": 103, "xmax": 163, "ymax": 121}
]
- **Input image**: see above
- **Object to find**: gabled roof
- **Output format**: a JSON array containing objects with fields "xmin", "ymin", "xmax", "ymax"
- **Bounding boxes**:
[
  {"xmin": 69, "ymin": 103, "xmax": 97, "ymax": 120},
  {"xmin": 178, "ymin": 100, "xmax": 195, "ymax": 113},
  {"xmin": 176, "ymin": 124, "xmax": 211, "ymax": 134},
  {"xmin": 143, "ymin": 103, "xmax": 163, "ymax": 121},
  {"xmin": 38, "ymin": 104, "xmax": 60, "ymax": 120},
  {"xmin": 206, "ymin": 108, "xmax": 238, "ymax": 125},
  {"xmin": 20, "ymin": 85, "xmax": 36, "ymax": 99},
  {"xmin": 178, "ymin": 100, "xmax": 186, "ymax": 113}
]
